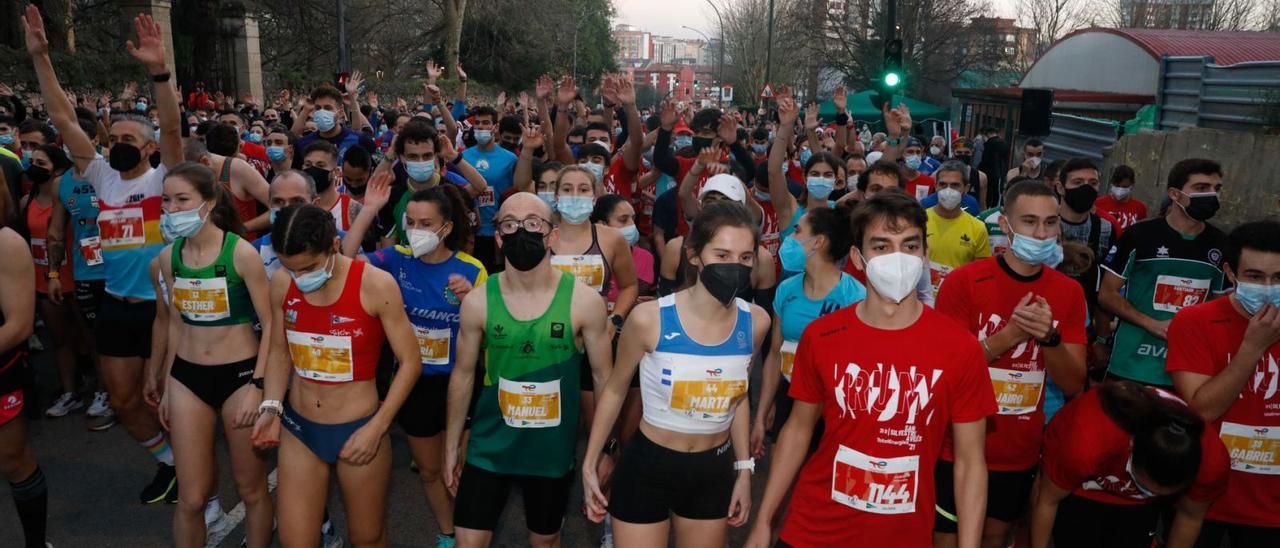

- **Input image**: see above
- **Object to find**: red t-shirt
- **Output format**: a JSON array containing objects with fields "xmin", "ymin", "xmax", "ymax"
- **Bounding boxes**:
[
  {"xmin": 601, "ymin": 155, "xmax": 637, "ymax": 200},
  {"xmin": 1095, "ymin": 194, "xmax": 1147, "ymax": 231},
  {"xmin": 936, "ymin": 257, "xmax": 1088, "ymax": 470},
  {"xmin": 906, "ymin": 173, "xmax": 936, "ymax": 201},
  {"xmin": 781, "ymin": 305, "xmax": 996, "ymax": 548},
  {"xmin": 1166, "ymin": 297, "xmax": 1280, "ymax": 527},
  {"xmin": 1042, "ymin": 387, "xmax": 1229, "ymax": 506},
  {"xmin": 239, "ymin": 141, "xmax": 271, "ymax": 178}
]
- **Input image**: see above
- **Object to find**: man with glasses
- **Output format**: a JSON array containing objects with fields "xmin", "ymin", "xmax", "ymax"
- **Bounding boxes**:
[{"xmin": 444, "ymin": 192, "xmax": 613, "ymax": 548}]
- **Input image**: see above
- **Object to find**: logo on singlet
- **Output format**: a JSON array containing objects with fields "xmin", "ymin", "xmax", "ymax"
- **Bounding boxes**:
[
  {"xmin": 550, "ymin": 322, "xmax": 565, "ymax": 339},
  {"xmin": 521, "ymin": 340, "xmax": 535, "ymax": 354},
  {"xmin": 664, "ymin": 332, "xmax": 682, "ymax": 341}
]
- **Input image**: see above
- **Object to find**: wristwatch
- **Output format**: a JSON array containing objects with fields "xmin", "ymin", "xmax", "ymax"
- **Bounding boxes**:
[
  {"xmin": 602, "ymin": 438, "xmax": 619, "ymax": 456},
  {"xmin": 734, "ymin": 458, "xmax": 756, "ymax": 475},
  {"xmin": 609, "ymin": 314, "xmax": 625, "ymax": 330},
  {"xmin": 258, "ymin": 399, "xmax": 284, "ymax": 417},
  {"xmin": 1038, "ymin": 328, "xmax": 1062, "ymax": 348}
]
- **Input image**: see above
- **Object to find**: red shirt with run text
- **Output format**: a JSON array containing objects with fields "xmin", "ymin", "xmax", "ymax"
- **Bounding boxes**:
[
  {"xmin": 1166, "ymin": 297, "xmax": 1280, "ymax": 527},
  {"xmin": 1095, "ymin": 194, "xmax": 1147, "ymax": 230},
  {"xmin": 781, "ymin": 305, "xmax": 996, "ymax": 548},
  {"xmin": 1042, "ymin": 387, "xmax": 1229, "ymax": 506},
  {"xmin": 937, "ymin": 256, "xmax": 1088, "ymax": 470}
]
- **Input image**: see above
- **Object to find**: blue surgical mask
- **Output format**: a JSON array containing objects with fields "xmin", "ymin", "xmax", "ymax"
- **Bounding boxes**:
[
  {"xmin": 556, "ymin": 195, "xmax": 594, "ymax": 224},
  {"xmin": 674, "ymin": 135, "xmax": 693, "ymax": 149},
  {"xmin": 807, "ymin": 176, "xmax": 835, "ymax": 200},
  {"xmin": 135, "ymin": 101, "xmax": 148, "ymax": 112},
  {"xmin": 474, "ymin": 129, "xmax": 493, "ymax": 145},
  {"xmin": 537, "ymin": 191, "xmax": 557, "ymax": 209},
  {"xmin": 312, "ymin": 110, "xmax": 337, "ymax": 133},
  {"xmin": 799, "ymin": 149, "xmax": 813, "ymax": 165},
  {"xmin": 21, "ymin": 150, "xmax": 32, "ymax": 170},
  {"xmin": 1047, "ymin": 242, "xmax": 1064, "ymax": 269},
  {"xmin": 291, "ymin": 254, "xmax": 335, "ymax": 293},
  {"xmin": 905, "ymin": 154, "xmax": 923, "ymax": 170},
  {"xmin": 405, "ymin": 160, "xmax": 436, "ymax": 182},
  {"xmin": 247, "ymin": 132, "xmax": 263, "ymax": 144},
  {"xmin": 160, "ymin": 202, "xmax": 208, "ymax": 242},
  {"xmin": 779, "ymin": 235, "xmax": 813, "ymax": 272},
  {"xmin": 1009, "ymin": 230, "xmax": 1059, "ymax": 265},
  {"xmin": 580, "ymin": 161, "xmax": 605, "ymax": 182},
  {"xmin": 266, "ymin": 146, "xmax": 287, "ymax": 162},
  {"xmin": 269, "ymin": 207, "xmax": 279, "ymax": 225},
  {"xmin": 619, "ymin": 224, "xmax": 640, "ymax": 246},
  {"xmin": 0, "ymin": 134, "xmax": 12, "ymax": 146},
  {"xmin": 751, "ymin": 143, "xmax": 768, "ymax": 155},
  {"xmin": 1234, "ymin": 281, "xmax": 1280, "ymax": 316}
]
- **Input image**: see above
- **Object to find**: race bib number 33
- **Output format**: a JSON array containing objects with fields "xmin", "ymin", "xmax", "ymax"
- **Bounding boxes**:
[
  {"xmin": 498, "ymin": 378, "xmax": 561, "ymax": 428},
  {"xmin": 831, "ymin": 445, "xmax": 919, "ymax": 514}
]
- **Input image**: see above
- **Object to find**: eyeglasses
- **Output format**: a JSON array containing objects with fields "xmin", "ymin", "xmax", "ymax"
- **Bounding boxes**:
[{"xmin": 497, "ymin": 216, "xmax": 551, "ymax": 235}]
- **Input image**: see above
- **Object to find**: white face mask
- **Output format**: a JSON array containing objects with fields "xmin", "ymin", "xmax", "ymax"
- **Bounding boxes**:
[
  {"xmin": 929, "ymin": 146, "xmax": 942, "ymax": 156},
  {"xmin": 937, "ymin": 187, "xmax": 963, "ymax": 210},
  {"xmin": 406, "ymin": 227, "xmax": 442, "ymax": 258},
  {"xmin": 864, "ymin": 252, "xmax": 924, "ymax": 304},
  {"xmin": 1110, "ymin": 186, "xmax": 1131, "ymax": 200},
  {"xmin": 1029, "ymin": 156, "xmax": 1042, "ymax": 169}
]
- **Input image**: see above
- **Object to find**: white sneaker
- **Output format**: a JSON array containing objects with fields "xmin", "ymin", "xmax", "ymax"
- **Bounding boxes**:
[
  {"xmin": 45, "ymin": 392, "xmax": 84, "ymax": 417},
  {"xmin": 86, "ymin": 391, "xmax": 111, "ymax": 417},
  {"xmin": 600, "ymin": 514, "xmax": 614, "ymax": 548},
  {"xmin": 321, "ymin": 518, "xmax": 343, "ymax": 548},
  {"xmin": 204, "ymin": 497, "xmax": 226, "ymax": 531}
]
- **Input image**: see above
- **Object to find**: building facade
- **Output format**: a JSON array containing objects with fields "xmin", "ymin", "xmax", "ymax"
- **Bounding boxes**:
[{"xmin": 1121, "ymin": 0, "xmax": 1216, "ymax": 30}]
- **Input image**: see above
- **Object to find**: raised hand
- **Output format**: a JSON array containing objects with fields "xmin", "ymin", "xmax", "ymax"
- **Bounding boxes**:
[
  {"xmin": 557, "ymin": 76, "xmax": 577, "ymax": 107},
  {"xmin": 363, "ymin": 169, "xmax": 393, "ymax": 212},
  {"xmin": 522, "ymin": 124, "xmax": 545, "ymax": 152},
  {"xmin": 121, "ymin": 81, "xmax": 138, "ymax": 100},
  {"xmin": 455, "ymin": 63, "xmax": 468, "ymax": 82},
  {"xmin": 600, "ymin": 74, "xmax": 619, "ymax": 106},
  {"xmin": 696, "ymin": 146, "xmax": 720, "ymax": 167},
  {"xmin": 518, "ymin": 91, "xmax": 530, "ymax": 108},
  {"xmin": 536, "ymin": 75, "xmax": 554, "ymax": 101},
  {"xmin": 615, "ymin": 74, "xmax": 636, "ymax": 105},
  {"xmin": 436, "ymin": 134, "xmax": 459, "ymax": 163},
  {"xmin": 423, "ymin": 84, "xmax": 443, "ymax": 104},
  {"xmin": 496, "ymin": 91, "xmax": 508, "ymax": 110},
  {"xmin": 345, "ymin": 69, "xmax": 364, "ymax": 98},
  {"xmin": 777, "ymin": 96, "xmax": 799, "ymax": 125},
  {"xmin": 659, "ymin": 100, "xmax": 677, "ymax": 130},
  {"xmin": 21, "ymin": 5, "xmax": 50, "ymax": 57},
  {"xmin": 718, "ymin": 113, "xmax": 738, "ymax": 145},
  {"xmin": 366, "ymin": 89, "xmax": 379, "ymax": 108},
  {"xmin": 804, "ymin": 102, "xmax": 819, "ymax": 131},
  {"xmin": 125, "ymin": 13, "xmax": 168, "ymax": 73},
  {"xmin": 777, "ymin": 84, "xmax": 793, "ymax": 102},
  {"xmin": 425, "ymin": 60, "xmax": 443, "ymax": 84},
  {"xmin": 833, "ymin": 85, "xmax": 847, "ymax": 113}
]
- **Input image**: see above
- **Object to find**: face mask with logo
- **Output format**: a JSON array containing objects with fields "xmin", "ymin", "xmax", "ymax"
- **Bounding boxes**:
[
  {"xmin": 700, "ymin": 262, "xmax": 752, "ymax": 306},
  {"xmin": 291, "ymin": 254, "xmax": 335, "ymax": 293},
  {"xmin": 109, "ymin": 143, "xmax": 144, "ymax": 172},
  {"xmin": 1177, "ymin": 190, "xmax": 1220, "ymax": 222},
  {"xmin": 1233, "ymin": 281, "xmax": 1280, "ymax": 315},
  {"xmin": 537, "ymin": 191, "xmax": 556, "ymax": 209},
  {"xmin": 806, "ymin": 176, "xmax": 835, "ymax": 200},
  {"xmin": 266, "ymin": 146, "xmax": 287, "ymax": 162},
  {"xmin": 406, "ymin": 227, "xmax": 443, "ymax": 258},
  {"xmin": 1009, "ymin": 229, "xmax": 1059, "ymax": 265},
  {"xmin": 779, "ymin": 236, "xmax": 813, "ymax": 272},
  {"xmin": 304, "ymin": 166, "xmax": 333, "ymax": 194},
  {"xmin": 1064, "ymin": 184, "xmax": 1098, "ymax": 214},
  {"xmin": 1110, "ymin": 185, "xmax": 1131, "ymax": 200},
  {"xmin": 580, "ymin": 161, "xmax": 605, "ymax": 182},
  {"xmin": 312, "ymin": 109, "xmax": 337, "ymax": 133},
  {"xmin": 557, "ymin": 195, "xmax": 594, "ymax": 224},
  {"xmin": 864, "ymin": 252, "xmax": 923, "ymax": 304},
  {"xmin": 160, "ymin": 202, "xmax": 208, "ymax": 242},
  {"xmin": 937, "ymin": 187, "xmax": 963, "ymax": 210},
  {"xmin": 474, "ymin": 129, "xmax": 493, "ymax": 145},
  {"xmin": 501, "ymin": 228, "xmax": 547, "ymax": 271},
  {"xmin": 904, "ymin": 154, "xmax": 923, "ymax": 171},
  {"xmin": 619, "ymin": 224, "xmax": 640, "ymax": 246},
  {"xmin": 405, "ymin": 160, "xmax": 436, "ymax": 182},
  {"xmin": 674, "ymin": 135, "xmax": 694, "ymax": 149}
]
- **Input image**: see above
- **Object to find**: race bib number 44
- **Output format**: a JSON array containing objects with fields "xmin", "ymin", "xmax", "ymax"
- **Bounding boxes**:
[
  {"xmin": 1152, "ymin": 275, "xmax": 1210, "ymax": 313},
  {"xmin": 990, "ymin": 368, "xmax": 1045, "ymax": 415},
  {"xmin": 286, "ymin": 331, "xmax": 354, "ymax": 383},
  {"xmin": 1219, "ymin": 422, "xmax": 1280, "ymax": 475},
  {"xmin": 668, "ymin": 364, "xmax": 749, "ymax": 422},
  {"xmin": 498, "ymin": 378, "xmax": 561, "ymax": 428},
  {"xmin": 173, "ymin": 277, "xmax": 231, "ymax": 322},
  {"xmin": 832, "ymin": 445, "xmax": 919, "ymax": 514}
]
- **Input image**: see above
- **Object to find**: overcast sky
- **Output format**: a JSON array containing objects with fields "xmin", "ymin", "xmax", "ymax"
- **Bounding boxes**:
[{"xmin": 612, "ymin": 0, "xmax": 1019, "ymax": 40}]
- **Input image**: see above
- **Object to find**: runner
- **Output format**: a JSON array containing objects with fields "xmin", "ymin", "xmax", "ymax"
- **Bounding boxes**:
[
  {"xmin": 1100, "ymin": 158, "xmax": 1228, "ymax": 387},
  {"xmin": 1167, "ymin": 220, "xmax": 1280, "ymax": 547},
  {"xmin": 26, "ymin": 8, "xmax": 186, "ymax": 503},
  {"xmin": 745, "ymin": 191, "xmax": 996, "ymax": 548},
  {"xmin": 0, "ymin": 183, "xmax": 44, "ymax": 548},
  {"xmin": 380, "ymin": 121, "xmax": 487, "ymax": 246},
  {"xmin": 444, "ymin": 192, "xmax": 613, "ymax": 548},
  {"xmin": 754, "ymin": 205, "xmax": 864, "ymax": 458},
  {"xmin": 460, "ymin": 105, "xmax": 519, "ymax": 273},
  {"xmin": 591, "ymin": 194, "xmax": 656, "ymax": 305},
  {"xmin": 361, "ymin": 185, "xmax": 484, "ymax": 548},
  {"xmin": 300, "ymin": 141, "xmax": 360, "ymax": 232},
  {"xmin": 1029, "ymin": 381, "xmax": 1229, "ymax": 548},
  {"xmin": 250, "ymin": 203, "xmax": 421, "ymax": 547},
  {"xmin": 199, "ymin": 123, "xmax": 271, "ymax": 235},
  {"xmin": 153, "ymin": 163, "xmax": 272, "ymax": 547},
  {"xmin": 933, "ymin": 181, "xmax": 1088, "ymax": 548},
  {"xmin": 923, "ymin": 160, "xmax": 990, "ymax": 298},
  {"xmin": 583, "ymin": 200, "xmax": 770, "ymax": 546},
  {"xmin": 1095, "ymin": 164, "xmax": 1147, "ymax": 230},
  {"xmin": 767, "ymin": 96, "xmax": 840, "ymax": 279}
]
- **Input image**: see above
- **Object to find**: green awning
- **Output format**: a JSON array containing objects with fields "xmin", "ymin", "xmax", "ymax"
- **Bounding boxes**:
[{"xmin": 813, "ymin": 90, "xmax": 949, "ymax": 126}]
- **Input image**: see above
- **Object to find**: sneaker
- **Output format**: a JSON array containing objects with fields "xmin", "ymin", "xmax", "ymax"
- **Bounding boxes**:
[
  {"xmin": 205, "ymin": 497, "xmax": 226, "ymax": 531},
  {"xmin": 321, "ymin": 528, "xmax": 344, "ymax": 548},
  {"xmin": 86, "ymin": 391, "xmax": 111, "ymax": 417},
  {"xmin": 86, "ymin": 410, "xmax": 117, "ymax": 432},
  {"xmin": 599, "ymin": 533, "xmax": 614, "ymax": 548},
  {"xmin": 45, "ymin": 392, "xmax": 84, "ymax": 418},
  {"xmin": 28, "ymin": 334, "xmax": 43, "ymax": 351},
  {"xmin": 140, "ymin": 463, "xmax": 178, "ymax": 504},
  {"xmin": 435, "ymin": 534, "xmax": 456, "ymax": 548}
]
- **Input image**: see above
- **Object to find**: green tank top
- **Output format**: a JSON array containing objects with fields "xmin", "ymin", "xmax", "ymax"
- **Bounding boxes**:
[
  {"xmin": 468, "ymin": 271, "xmax": 582, "ymax": 477},
  {"xmin": 171, "ymin": 232, "xmax": 254, "ymax": 326}
]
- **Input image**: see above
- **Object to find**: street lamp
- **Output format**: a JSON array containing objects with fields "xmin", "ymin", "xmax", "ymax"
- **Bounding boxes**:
[
  {"xmin": 704, "ymin": 0, "xmax": 726, "ymax": 108},
  {"xmin": 682, "ymin": 25, "xmax": 720, "ymax": 108}
]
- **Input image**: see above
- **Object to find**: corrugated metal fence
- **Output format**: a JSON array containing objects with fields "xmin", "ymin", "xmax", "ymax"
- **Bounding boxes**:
[
  {"xmin": 1156, "ymin": 55, "xmax": 1280, "ymax": 132},
  {"xmin": 1042, "ymin": 113, "xmax": 1120, "ymax": 162}
]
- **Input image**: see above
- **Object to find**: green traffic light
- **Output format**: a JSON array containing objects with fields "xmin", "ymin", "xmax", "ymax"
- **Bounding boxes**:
[{"xmin": 884, "ymin": 72, "xmax": 901, "ymax": 87}]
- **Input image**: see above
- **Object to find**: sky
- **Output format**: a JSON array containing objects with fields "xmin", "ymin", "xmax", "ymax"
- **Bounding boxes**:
[{"xmin": 611, "ymin": 0, "xmax": 1019, "ymax": 40}]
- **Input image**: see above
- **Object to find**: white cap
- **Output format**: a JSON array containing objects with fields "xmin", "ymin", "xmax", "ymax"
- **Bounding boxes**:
[
  {"xmin": 866, "ymin": 151, "xmax": 884, "ymax": 164},
  {"xmin": 699, "ymin": 173, "xmax": 747, "ymax": 204}
]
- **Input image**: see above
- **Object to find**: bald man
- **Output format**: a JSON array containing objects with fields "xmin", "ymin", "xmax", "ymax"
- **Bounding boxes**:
[{"xmin": 444, "ymin": 192, "xmax": 613, "ymax": 548}]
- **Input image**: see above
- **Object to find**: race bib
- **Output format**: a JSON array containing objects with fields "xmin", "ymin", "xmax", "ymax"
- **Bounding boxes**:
[
  {"xmin": 172, "ymin": 277, "xmax": 231, "ymax": 322},
  {"xmin": 990, "ymin": 235, "xmax": 1009, "ymax": 257},
  {"xmin": 990, "ymin": 368, "xmax": 1045, "ymax": 415},
  {"xmin": 929, "ymin": 262, "xmax": 952, "ymax": 298},
  {"xmin": 79, "ymin": 236, "xmax": 104, "ymax": 266},
  {"xmin": 914, "ymin": 185, "xmax": 930, "ymax": 200},
  {"xmin": 98, "ymin": 207, "xmax": 146, "ymax": 249},
  {"xmin": 413, "ymin": 325, "xmax": 451, "ymax": 366},
  {"xmin": 497, "ymin": 378, "xmax": 561, "ymax": 428},
  {"xmin": 551, "ymin": 254, "xmax": 606, "ymax": 292},
  {"xmin": 1219, "ymin": 422, "xmax": 1280, "ymax": 475},
  {"xmin": 259, "ymin": 246, "xmax": 281, "ymax": 278},
  {"xmin": 667, "ymin": 359, "xmax": 749, "ymax": 422},
  {"xmin": 475, "ymin": 188, "xmax": 496, "ymax": 208},
  {"xmin": 31, "ymin": 238, "xmax": 49, "ymax": 266},
  {"xmin": 780, "ymin": 339, "xmax": 798, "ymax": 383},
  {"xmin": 761, "ymin": 232, "xmax": 780, "ymax": 260},
  {"xmin": 1152, "ymin": 275, "xmax": 1210, "ymax": 313},
  {"xmin": 831, "ymin": 445, "xmax": 919, "ymax": 514},
  {"xmin": 286, "ymin": 330, "xmax": 354, "ymax": 382}
]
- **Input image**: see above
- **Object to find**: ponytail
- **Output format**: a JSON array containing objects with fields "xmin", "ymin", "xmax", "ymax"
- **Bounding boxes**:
[{"xmin": 1099, "ymin": 381, "xmax": 1205, "ymax": 490}]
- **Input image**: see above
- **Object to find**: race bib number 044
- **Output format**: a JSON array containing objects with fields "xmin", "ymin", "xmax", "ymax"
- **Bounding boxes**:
[{"xmin": 831, "ymin": 445, "xmax": 919, "ymax": 515}]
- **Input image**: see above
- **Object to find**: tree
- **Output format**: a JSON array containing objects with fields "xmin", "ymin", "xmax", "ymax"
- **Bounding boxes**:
[
  {"xmin": 720, "ymin": 0, "xmax": 808, "ymax": 107},
  {"xmin": 438, "ymin": 0, "xmax": 466, "ymax": 78},
  {"xmin": 1017, "ymin": 0, "xmax": 1085, "ymax": 63}
]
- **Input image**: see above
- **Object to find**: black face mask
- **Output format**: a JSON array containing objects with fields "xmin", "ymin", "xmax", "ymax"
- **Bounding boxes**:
[
  {"xmin": 24, "ymin": 164, "xmax": 53, "ymax": 185},
  {"xmin": 954, "ymin": 154, "xmax": 972, "ymax": 165},
  {"xmin": 108, "ymin": 143, "xmax": 143, "ymax": 172},
  {"xmin": 501, "ymin": 228, "xmax": 547, "ymax": 271},
  {"xmin": 691, "ymin": 136, "xmax": 714, "ymax": 151},
  {"xmin": 1180, "ymin": 192, "xmax": 1220, "ymax": 222},
  {"xmin": 500, "ymin": 141, "xmax": 518, "ymax": 152},
  {"xmin": 304, "ymin": 166, "xmax": 333, "ymax": 194},
  {"xmin": 700, "ymin": 263, "xmax": 753, "ymax": 306},
  {"xmin": 346, "ymin": 181, "xmax": 367, "ymax": 197},
  {"xmin": 1063, "ymin": 184, "xmax": 1098, "ymax": 214}
]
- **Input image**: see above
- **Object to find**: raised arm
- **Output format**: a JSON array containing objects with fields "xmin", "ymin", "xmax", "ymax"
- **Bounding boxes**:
[
  {"xmin": 551, "ymin": 75, "xmax": 577, "ymax": 164},
  {"xmin": 652, "ymin": 101, "xmax": 680, "ymax": 178},
  {"xmin": 833, "ymin": 87, "xmax": 849, "ymax": 157},
  {"xmin": 615, "ymin": 76, "xmax": 643, "ymax": 172},
  {"xmin": 438, "ymin": 134, "xmax": 487, "ymax": 198},
  {"xmin": 124, "ymin": 13, "xmax": 183, "ymax": 167},
  {"xmin": 514, "ymin": 125, "xmax": 545, "ymax": 193},
  {"xmin": 770, "ymin": 94, "xmax": 799, "ymax": 224},
  {"xmin": 22, "ymin": 6, "xmax": 95, "ymax": 173},
  {"xmin": 343, "ymin": 70, "xmax": 371, "ymax": 133}
]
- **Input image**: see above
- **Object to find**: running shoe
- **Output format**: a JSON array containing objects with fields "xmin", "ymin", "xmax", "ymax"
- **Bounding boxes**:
[
  {"xmin": 435, "ymin": 534, "xmax": 456, "ymax": 548},
  {"xmin": 205, "ymin": 497, "xmax": 226, "ymax": 531},
  {"xmin": 86, "ymin": 410, "xmax": 117, "ymax": 432},
  {"xmin": 86, "ymin": 391, "xmax": 111, "ymax": 417},
  {"xmin": 600, "ymin": 514, "xmax": 614, "ymax": 548},
  {"xmin": 28, "ymin": 334, "xmax": 43, "ymax": 351},
  {"xmin": 321, "ymin": 528, "xmax": 344, "ymax": 548},
  {"xmin": 140, "ymin": 463, "xmax": 178, "ymax": 504},
  {"xmin": 45, "ymin": 392, "xmax": 84, "ymax": 417}
]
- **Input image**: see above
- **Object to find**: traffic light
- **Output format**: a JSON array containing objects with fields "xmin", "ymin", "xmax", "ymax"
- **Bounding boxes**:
[{"xmin": 871, "ymin": 39, "xmax": 904, "ymax": 110}]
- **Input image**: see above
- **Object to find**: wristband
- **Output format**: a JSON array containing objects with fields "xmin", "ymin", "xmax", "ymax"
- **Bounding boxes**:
[
  {"xmin": 835, "ymin": 112, "xmax": 849, "ymax": 126},
  {"xmin": 150, "ymin": 72, "xmax": 171, "ymax": 83},
  {"xmin": 258, "ymin": 399, "xmax": 284, "ymax": 417},
  {"xmin": 886, "ymin": 137, "xmax": 903, "ymax": 147},
  {"xmin": 250, "ymin": 377, "xmax": 265, "ymax": 390},
  {"xmin": 734, "ymin": 459, "xmax": 756, "ymax": 474},
  {"xmin": 980, "ymin": 338, "xmax": 996, "ymax": 360}
]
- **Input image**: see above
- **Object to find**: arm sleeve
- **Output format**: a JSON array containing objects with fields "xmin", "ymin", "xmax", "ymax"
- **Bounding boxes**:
[
  {"xmin": 653, "ymin": 129, "xmax": 679, "ymax": 178},
  {"xmin": 727, "ymin": 142, "xmax": 756, "ymax": 183},
  {"xmin": 451, "ymin": 100, "xmax": 467, "ymax": 121}
]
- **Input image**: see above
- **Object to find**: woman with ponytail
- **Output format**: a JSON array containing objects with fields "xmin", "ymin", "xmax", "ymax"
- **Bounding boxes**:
[
  {"xmin": 154, "ymin": 162, "xmax": 273, "ymax": 547},
  {"xmin": 1029, "ymin": 380, "xmax": 1231, "ymax": 548}
]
